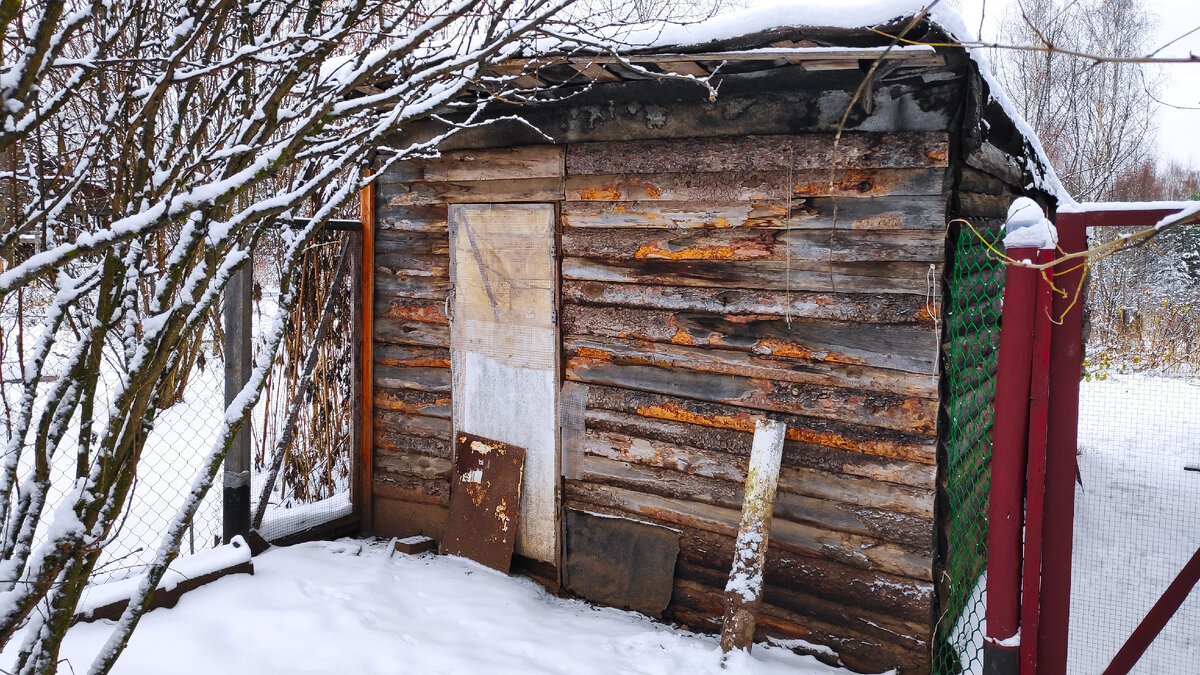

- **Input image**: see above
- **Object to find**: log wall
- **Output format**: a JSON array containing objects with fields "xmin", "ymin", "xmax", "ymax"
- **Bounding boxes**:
[{"xmin": 371, "ymin": 131, "xmax": 948, "ymax": 673}]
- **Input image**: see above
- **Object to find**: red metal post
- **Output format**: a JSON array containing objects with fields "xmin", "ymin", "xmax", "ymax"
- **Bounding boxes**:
[
  {"xmin": 1019, "ymin": 248, "xmax": 1056, "ymax": 675},
  {"xmin": 1035, "ymin": 213, "xmax": 1087, "ymax": 674},
  {"xmin": 1104, "ymin": 545, "xmax": 1200, "ymax": 674},
  {"xmin": 984, "ymin": 246, "xmax": 1040, "ymax": 675}
]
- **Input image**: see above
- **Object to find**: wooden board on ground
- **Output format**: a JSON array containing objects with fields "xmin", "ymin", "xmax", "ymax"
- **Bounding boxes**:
[{"xmin": 443, "ymin": 433, "xmax": 526, "ymax": 573}]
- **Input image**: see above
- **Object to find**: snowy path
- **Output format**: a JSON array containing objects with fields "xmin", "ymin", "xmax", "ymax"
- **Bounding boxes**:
[
  {"xmin": 1069, "ymin": 375, "xmax": 1200, "ymax": 673},
  {"xmin": 35, "ymin": 540, "xmax": 849, "ymax": 675}
]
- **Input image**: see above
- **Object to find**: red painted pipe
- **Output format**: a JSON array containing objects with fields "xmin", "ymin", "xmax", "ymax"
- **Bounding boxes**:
[
  {"xmin": 1019, "ymin": 249, "xmax": 1056, "ymax": 675},
  {"xmin": 984, "ymin": 246, "xmax": 1040, "ymax": 674},
  {"xmin": 1104, "ymin": 545, "xmax": 1200, "ymax": 674},
  {"xmin": 1036, "ymin": 214, "xmax": 1087, "ymax": 674}
]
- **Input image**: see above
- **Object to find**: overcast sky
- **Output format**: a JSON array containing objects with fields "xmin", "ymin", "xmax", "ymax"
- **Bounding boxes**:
[{"xmin": 955, "ymin": 0, "xmax": 1200, "ymax": 168}]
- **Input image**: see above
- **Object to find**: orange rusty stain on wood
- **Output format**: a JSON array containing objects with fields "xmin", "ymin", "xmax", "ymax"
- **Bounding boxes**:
[
  {"xmin": 576, "ymin": 346, "xmax": 612, "ymax": 360},
  {"xmin": 633, "ymin": 244, "xmax": 737, "ymax": 260},
  {"xmin": 723, "ymin": 314, "xmax": 777, "ymax": 324},
  {"xmin": 576, "ymin": 187, "xmax": 622, "ymax": 200},
  {"xmin": 635, "ymin": 402, "xmax": 758, "ymax": 435},
  {"xmin": 373, "ymin": 392, "xmax": 451, "ymax": 415},
  {"xmin": 924, "ymin": 148, "xmax": 948, "ymax": 163},
  {"xmin": 670, "ymin": 329, "xmax": 694, "ymax": 345},
  {"xmin": 381, "ymin": 303, "xmax": 449, "ymax": 324},
  {"xmin": 644, "ymin": 184, "xmax": 662, "ymax": 199},
  {"xmin": 755, "ymin": 339, "xmax": 813, "ymax": 360},
  {"xmin": 613, "ymin": 204, "xmax": 627, "ymax": 212},
  {"xmin": 714, "ymin": 217, "xmax": 731, "ymax": 228},
  {"xmin": 915, "ymin": 306, "xmax": 941, "ymax": 323}
]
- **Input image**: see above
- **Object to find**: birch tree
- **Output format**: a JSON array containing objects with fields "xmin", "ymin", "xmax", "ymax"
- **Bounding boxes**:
[{"xmin": 0, "ymin": 0, "xmax": 611, "ymax": 672}]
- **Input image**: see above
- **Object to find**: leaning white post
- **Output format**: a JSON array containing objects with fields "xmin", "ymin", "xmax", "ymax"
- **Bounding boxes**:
[{"xmin": 720, "ymin": 417, "xmax": 787, "ymax": 654}]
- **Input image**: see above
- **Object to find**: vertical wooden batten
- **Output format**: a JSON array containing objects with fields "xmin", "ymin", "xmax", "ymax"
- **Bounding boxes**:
[{"xmin": 359, "ymin": 177, "xmax": 376, "ymax": 533}]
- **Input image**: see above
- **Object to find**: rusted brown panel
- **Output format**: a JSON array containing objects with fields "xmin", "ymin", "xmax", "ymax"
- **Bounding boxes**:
[
  {"xmin": 373, "ymin": 476, "xmax": 449, "ymax": 506},
  {"xmin": 565, "ymin": 132, "xmax": 950, "ymax": 175},
  {"xmin": 582, "ymin": 385, "xmax": 936, "ymax": 465},
  {"xmin": 373, "ymin": 387, "xmax": 451, "ymax": 419},
  {"xmin": 372, "ymin": 428, "xmax": 452, "ymax": 459},
  {"xmin": 375, "ymin": 203, "xmax": 449, "ymax": 232},
  {"xmin": 375, "ymin": 450, "xmax": 452, "ymax": 481},
  {"xmin": 444, "ymin": 433, "xmax": 526, "ymax": 574},
  {"xmin": 561, "ymin": 227, "xmax": 945, "ymax": 263},
  {"xmin": 577, "ymin": 455, "xmax": 933, "ymax": 548},
  {"xmin": 583, "ymin": 407, "xmax": 937, "ymax": 489},
  {"xmin": 564, "ymin": 168, "xmax": 943, "ymax": 202},
  {"xmin": 580, "ymin": 427, "xmax": 934, "ymax": 515},
  {"xmin": 562, "ymin": 281, "xmax": 937, "ymax": 325},
  {"xmin": 564, "ymin": 481, "xmax": 932, "ymax": 579},
  {"xmin": 565, "ymin": 357, "xmax": 937, "ymax": 434},
  {"xmin": 561, "ymin": 305, "xmax": 939, "ymax": 377},
  {"xmin": 374, "ymin": 318, "xmax": 450, "ymax": 347},
  {"xmin": 374, "ymin": 297, "xmax": 449, "ymax": 325},
  {"xmin": 562, "ymin": 257, "xmax": 942, "ymax": 296},
  {"xmin": 561, "ymin": 195, "xmax": 948, "ymax": 230},
  {"xmin": 383, "ymin": 177, "xmax": 564, "ymax": 206},
  {"xmin": 387, "ymin": 146, "xmax": 565, "ymax": 183},
  {"xmin": 375, "ymin": 229, "xmax": 451, "ymax": 254},
  {"xmin": 562, "ymin": 333, "xmax": 936, "ymax": 398},
  {"xmin": 563, "ymin": 508, "xmax": 680, "ymax": 618},
  {"xmin": 374, "ymin": 409, "xmax": 452, "ymax": 440}
]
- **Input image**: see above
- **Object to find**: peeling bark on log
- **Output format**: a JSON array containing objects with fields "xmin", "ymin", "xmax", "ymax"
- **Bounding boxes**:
[{"xmin": 563, "ymin": 168, "xmax": 943, "ymax": 202}]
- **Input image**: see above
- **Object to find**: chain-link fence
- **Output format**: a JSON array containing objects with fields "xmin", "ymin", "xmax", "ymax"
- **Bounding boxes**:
[
  {"xmin": 0, "ymin": 229, "xmax": 355, "ymax": 584},
  {"xmin": 1067, "ymin": 223, "xmax": 1200, "ymax": 673},
  {"xmin": 932, "ymin": 220, "xmax": 1005, "ymax": 675}
]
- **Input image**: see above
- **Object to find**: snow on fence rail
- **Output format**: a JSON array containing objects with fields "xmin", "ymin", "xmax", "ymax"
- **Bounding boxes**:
[{"xmin": 0, "ymin": 230, "xmax": 355, "ymax": 582}]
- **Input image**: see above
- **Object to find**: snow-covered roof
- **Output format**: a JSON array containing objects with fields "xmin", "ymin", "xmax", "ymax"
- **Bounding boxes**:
[{"xmin": 560, "ymin": 0, "xmax": 1072, "ymax": 206}]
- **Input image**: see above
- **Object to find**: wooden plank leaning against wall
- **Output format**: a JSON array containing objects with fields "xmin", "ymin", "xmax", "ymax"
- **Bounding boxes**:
[{"xmin": 368, "ymin": 132, "xmax": 947, "ymax": 673}]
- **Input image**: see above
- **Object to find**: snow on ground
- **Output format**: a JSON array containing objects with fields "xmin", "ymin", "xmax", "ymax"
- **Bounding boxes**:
[
  {"xmin": 34, "ymin": 540, "xmax": 852, "ymax": 675},
  {"xmin": 1069, "ymin": 374, "xmax": 1200, "ymax": 673}
]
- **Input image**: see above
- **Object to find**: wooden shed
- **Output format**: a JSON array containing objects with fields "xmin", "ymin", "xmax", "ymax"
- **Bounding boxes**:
[{"xmin": 356, "ymin": 6, "xmax": 1058, "ymax": 673}]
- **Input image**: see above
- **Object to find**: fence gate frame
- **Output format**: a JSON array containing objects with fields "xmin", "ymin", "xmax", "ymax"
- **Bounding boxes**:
[{"xmin": 985, "ymin": 204, "xmax": 1200, "ymax": 675}]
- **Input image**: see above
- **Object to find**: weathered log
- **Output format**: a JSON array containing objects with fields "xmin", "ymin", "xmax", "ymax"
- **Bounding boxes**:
[
  {"xmin": 564, "ymin": 481, "xmax": 932, "ymax": 579},
  {"xmin": 565, "ymin": 132, "xmax": 949, "ymax": 175},
  {"xmin": 386, "ymin": 145, "xmax": 564, "ymax": 182},
  {"xmin": 375, "ymin": 253, "xmax": 450, "ymax": 277},
  {"xmin": 676, "ymin": 525, "xmax": 934, "ymax": 623},
  {"xmin": 372, "ymin": 476, "xmax": 449, "ymax": 506},
  {"xmin": 556, "ymin": 309, "xmax": 940, "ymax": 379},
  {"xmin": 374, "ymin": 409, "xmax": 452, "ymax": 440},
  {"xmin": 373, "ymin": 363, "xmax": 451, "ymax": 394},
  {"xmin": 565, "ymin": 355, "xmax": 938, "ymax": 433},
  {"xmin": 374, "ymin": 318, "xmax": 450, "ymax": 347},
  {"xmin": 374, "ymin": 297, "xmax": 449, "ymax": 325},
  {"xmin": 964, "ymin": 141, "xmax": 1024, "ymax": 187},
  {"xmin": 583, "ymin": 384, "xmax": 937, "ymax": 464},
  {"xmin": 562, "ymin": 257, "xmax": 942, "ymax": 295},
  {"xmin": 579, "ymin": 427, "xmax": 933, "ymax": 516},
  {"xmin": 564, "ymin": 168, "xmax": 944, "ymax": 202},
  {"xmin": 561, "ymin": 227, "xmax": 945, "ymax": 263},
  {"xmin": 374, "ymin": 229, "xmax": 451, "ymax": 254},
  {"xmin": 560, "ymin": 195, "xmax": 949, "ymax": 230},
  {"xmin": 956, "ymin": 191, "xmax": 1014, "ymax": 219},
  {"xmin": 375, "ymin": 450, "xmax": 452, "ymax": 480},
  {"xmin": 374, "ymin": 343, "xmax": 451, "ymax": 368},
  {"xmin": 374, "ymin": 203, "xmax": 449, "ymax": 232},
  {"xmin": 562, "ymin": 280, "xmax": 937, "ymax": 325},
  {"xmin": 373, "ymin": 271, "xmax": 452, "ymax": 300},
  {"xmin": 373, "ymin": 387, "xmax": 451, "ymax": 419},
  {"xmin": 383, "ymin": 176, "xmax": 564, "ymax": 205},
  {"xmin": 372, "ymin": 428, "xmax": 453, "ymax": 459},
  {"xmin": 577, "ymin": 455, "xmax": 933, "ymax": 548}
]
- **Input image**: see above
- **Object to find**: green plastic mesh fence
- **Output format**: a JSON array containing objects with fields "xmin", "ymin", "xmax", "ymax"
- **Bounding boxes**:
[{"xmin": 932, "ymin": 221, "xmax": 1005, "ymax": 675}]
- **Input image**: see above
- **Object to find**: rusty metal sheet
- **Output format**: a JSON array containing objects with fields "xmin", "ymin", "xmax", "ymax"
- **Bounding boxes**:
[{"xmin": 443, "ymin": 433, "xmax": 525, "ymax": 573}]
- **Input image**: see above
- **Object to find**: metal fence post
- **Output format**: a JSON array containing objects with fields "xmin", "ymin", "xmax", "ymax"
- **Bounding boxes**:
[
  {"xmin": 223, "ymin": 252, "xmax": 253, "ymax": 543},
  {"xmin": 984, "ymin": 245, "xmax": 1039, "ymax": 675}
]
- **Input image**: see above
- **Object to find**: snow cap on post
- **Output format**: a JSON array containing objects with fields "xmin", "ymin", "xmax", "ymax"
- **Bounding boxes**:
[{"xmin": 1004, "ymin": 197, "xmax": 1058, "ymax": 250}]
